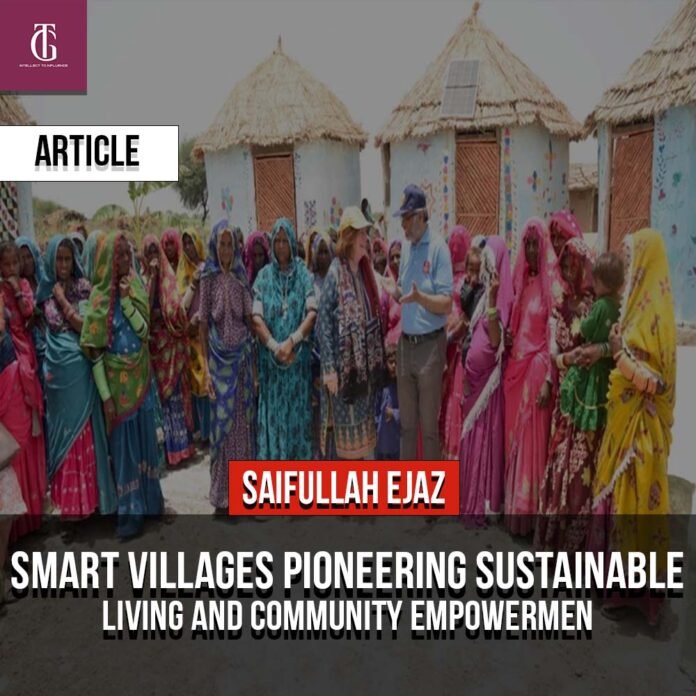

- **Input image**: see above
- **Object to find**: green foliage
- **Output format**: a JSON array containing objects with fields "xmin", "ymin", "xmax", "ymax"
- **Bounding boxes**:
[
  {"xmin": 127, "ymin": 181, "xmax": 171, "ymax": 238},
  {"xmin": 173, "ymin": 137, "xmax": 208, "ymax": 223},
  {"xmin": 92, "ymin": 203, "xmax": 128, "ymax": 221},
  {"xmin": 32, "ymin": 197, "xmax": 62, "ymax": 219}
]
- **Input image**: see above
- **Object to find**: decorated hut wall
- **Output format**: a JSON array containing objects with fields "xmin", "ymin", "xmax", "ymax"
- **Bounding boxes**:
[
  {"xmin": 387, "ymin": 131, "xmax": 455, "ymax": 240},
  {"xmin": 293, "ymin": 140, "xmax": 361, "ymax": 236},
  {"xmin": 204, "ymin": 147, "xmax": 257, "ymax": 234},
  {"xmin": 650, "ymin": 105, "xmax": 696, "ymax": 323},
  {"xmin": 501, "ymin": 124, "xmax": 569, "ymax": 257}
]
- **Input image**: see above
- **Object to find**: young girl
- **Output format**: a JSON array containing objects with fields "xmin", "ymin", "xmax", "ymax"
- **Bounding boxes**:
[
  {"xmin": 375, "ymin": 343, "xmax": 400, "ymax": 460},
  {"xmin": 559, "ymin": 252, "xmax": 624, "ymax": 433}
]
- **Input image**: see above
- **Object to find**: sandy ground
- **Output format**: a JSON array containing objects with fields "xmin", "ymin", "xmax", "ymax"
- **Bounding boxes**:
[{"xmin": 0, "ymin": 450, "xmax": 695, "ymax": 696}]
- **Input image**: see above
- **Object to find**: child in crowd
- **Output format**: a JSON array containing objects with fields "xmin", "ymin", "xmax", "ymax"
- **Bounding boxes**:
[
  {"xmin": 375, "ymin": 343, "xmax": 399, "ymax": 460},
  {"xmin": 560, "ymin": 252, "xmax": 624, "ymax": 432}
]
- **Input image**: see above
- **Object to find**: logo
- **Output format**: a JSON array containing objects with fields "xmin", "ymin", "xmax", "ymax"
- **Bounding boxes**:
[
  {"xmin": 30, "ymin": 23, "xmax": 57, "ymax": 62},
  {"xmin": 0, "ymin": 0, "xmax": 86, "ymax": 92}
]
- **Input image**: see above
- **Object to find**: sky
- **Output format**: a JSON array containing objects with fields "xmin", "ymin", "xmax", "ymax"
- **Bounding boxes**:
[{"xmin": 22, "ymin": 0, "xmax": 682, "ymax": 219}]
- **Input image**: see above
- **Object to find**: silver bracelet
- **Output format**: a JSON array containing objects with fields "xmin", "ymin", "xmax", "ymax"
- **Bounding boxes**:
[
  {"xmin": 266, "ymin": 337, "xmax": 280, "ymax": 355},
  {"xmin": 291, "ymin": 329, "xmax": 304, "ymax": 346}
]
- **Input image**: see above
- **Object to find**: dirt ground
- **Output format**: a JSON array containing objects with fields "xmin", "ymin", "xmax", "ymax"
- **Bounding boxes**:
[{"xmin": 1, "ymin": 453, "xmax": 695, "ymax": 696}]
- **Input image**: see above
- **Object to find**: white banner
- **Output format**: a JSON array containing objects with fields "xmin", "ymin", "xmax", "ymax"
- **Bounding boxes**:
[{"xmin": 0, "ymin": 125, "xmax": 179, "ymax": 181}]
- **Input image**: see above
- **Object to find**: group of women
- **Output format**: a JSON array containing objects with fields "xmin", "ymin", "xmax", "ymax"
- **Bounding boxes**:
[{"xmin": 0, "ymin": 206, "xmax": 677, "ymax": 624}]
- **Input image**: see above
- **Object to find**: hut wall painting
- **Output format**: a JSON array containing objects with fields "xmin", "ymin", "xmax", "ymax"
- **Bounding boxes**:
[
  {"xmin": 388, "ymin": 131, "xmax": 455, "ymax": 239},
  {"xmin": 506, "ymin": 124, "xmax": 569, "ymax": 257},
  {"xmin": 293, "ymin": 140, "xmax": 360, "ymax": 237},
  {"xmin": 204, "ymin": 147, "xmax": 256, "ymax": 234},
  {"xmin": 651, "ymin": 105, "xmax": 696, "ymax": 323}
]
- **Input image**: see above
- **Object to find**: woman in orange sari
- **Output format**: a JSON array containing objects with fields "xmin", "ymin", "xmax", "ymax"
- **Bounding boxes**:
[
  {"xmin": 504, "ymin": 218, "xmax": 563, "ymax": 535},
  {"xmin": 142, "ymin": 235, "xmax": 195, "ymax": 466}
]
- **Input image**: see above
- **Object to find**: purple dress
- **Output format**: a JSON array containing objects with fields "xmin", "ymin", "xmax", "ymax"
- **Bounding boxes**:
[{"xmin": 199, "ymin": 271, "xmax": 254, "ymax": 508}]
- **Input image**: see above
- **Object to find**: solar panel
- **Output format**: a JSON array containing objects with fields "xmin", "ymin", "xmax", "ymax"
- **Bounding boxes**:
[{"xmin": 441, "ymin": 59, "xmax": 479, "ymax": 118}]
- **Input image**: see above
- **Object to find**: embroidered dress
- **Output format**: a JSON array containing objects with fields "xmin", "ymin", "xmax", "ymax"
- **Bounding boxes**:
[
  {"xmin": 253, "ymin": 219, "xmax": 315, "ymax": 460},
  {"xmin": 15, "ymin": 236, "xmax": 46, "ymax": 378},
  {"xmin": 1, "ymin": 279, "xmax": 46, "ymax": 540},
  {"xmin": 38, "ymin": 235, "xmax": 116, "ymax": 518},
  {"xmin": 143, "ymin": 234, "xmax": 195, "ymax": 467},
  {"xmin": 591, "ymin": 229, "xmax": 676, "ymax": 625},
  {"xmin": 177, "ymin": 227, "xmax": 209, "ymax": 442},
  {"xmin": 318, "ymin": 256, "xmax": 384, "ymax": 459},
  {"xmin": 458, "ymin": 237, "xmax": 513, "ymax": 524},
  {"xmin": 536, "ymin": 239, "xmax": 596, "ymax": 551},
  {"xmin": 200, "ymin": 220, "xmax": 255, "ymax": 509},
  {"xmin": 81, "ymin": 232, "xmax": 163, "ymax": 539},
  {"xmin": 439, "ymin": 226, "xmax": 470, "ymax": 459}
]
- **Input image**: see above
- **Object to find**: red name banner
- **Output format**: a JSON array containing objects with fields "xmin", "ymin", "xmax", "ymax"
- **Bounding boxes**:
[{"xmin": 228, "ymin": 460, "xmax": 459, "ymax": 516}]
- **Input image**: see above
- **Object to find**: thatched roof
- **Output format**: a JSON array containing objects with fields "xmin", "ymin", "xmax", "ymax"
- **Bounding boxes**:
[
  {"xmin": 375, "ymin": 2, "xmax": 582, "ymax": 146},
  {"xmin": 569, "ymin": 163, "xmax": 597, "ymax": 191},
  {"xmin": 194, "ymin": 38, "xmax": 367, "ymax": 159},
  {"xmin": 0, "ymin": 94, "xmax": 34, "ymax": 125},
  {"xmin": 586, "ymin": 0, "xmax": 696, "ymax": 131}
]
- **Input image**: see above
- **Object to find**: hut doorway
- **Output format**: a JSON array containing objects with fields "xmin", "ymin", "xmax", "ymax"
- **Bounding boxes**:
[
  {"xmin": 253, "ymin": 149, "xmax": 296, "ymax": 232},
  {"xmin": 608, "ymin": 124, "xmax": 653, "ymax": 252},
  {"xmin": 455, "ymin": 133, "xmax": 499, "ymax": 235}
]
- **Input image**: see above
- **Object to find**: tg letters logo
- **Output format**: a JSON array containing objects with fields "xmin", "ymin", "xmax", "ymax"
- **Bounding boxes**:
[{"xmin": 0, "ymin": 0, "xmax": 86, "ymax": 92}]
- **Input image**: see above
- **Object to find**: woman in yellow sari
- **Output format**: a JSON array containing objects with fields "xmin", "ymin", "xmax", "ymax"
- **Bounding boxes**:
[
  {"xmin": 588, "ymin": 228, "xmax": 676, "ymax": 625},
  {"xmin": 176, "ymin": 227, "xmax": 209, "ymax": 443}
]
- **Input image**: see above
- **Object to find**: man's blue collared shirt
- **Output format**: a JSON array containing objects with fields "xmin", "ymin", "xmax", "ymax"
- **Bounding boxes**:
[{"xmin": 398, "ymin": 226, "xmax": 453, "ymax": 335}]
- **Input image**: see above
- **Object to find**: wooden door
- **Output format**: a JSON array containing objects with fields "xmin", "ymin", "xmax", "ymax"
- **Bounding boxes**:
[
  {"xmin": 455, "ymin": 136, "xmax": 500, "ymax": 235},
  {"xmin": 253, "ymin": 153, "xmax": 296, "ymax": 232},
  {"xmin": 608, "ymin": 127, "xmax": 653, "ymax": 252}
]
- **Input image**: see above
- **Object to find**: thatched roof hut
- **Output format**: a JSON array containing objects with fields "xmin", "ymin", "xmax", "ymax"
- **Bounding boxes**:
[
  {"xmin": 585, "ymin": 0, "xmax": 696, "ymax": 131},
  {"xmin": 588, "ymin": 0, "xmax": 696, "ymax": 324},
  {"xmin": 568, "ymin": 163, "xmax": 598, "ymax": 192},
  {"xmin": 0, "ymin": 94, "xmax": 34, "ymax": 126},
  {"xmin": 194, "ymin": 38, "xmax": 367, "ymax": 158},
  {"xmin": 569, "ymin": 163, "xmax": 598, "ymax": 235},
  {"xmin": 376, "ymin": 2, "xmax": 580, "ymax": 246},
  {"xmin": 0, "ymin": 95, "xmax": 35, "ymax": 242},
  {"xmin": 194, "ymin": 39, "xmax": 365, "ymax": 236},
  {"xmin": 376, "ymin": 2, "xmax": 582, "ymax": 146}
]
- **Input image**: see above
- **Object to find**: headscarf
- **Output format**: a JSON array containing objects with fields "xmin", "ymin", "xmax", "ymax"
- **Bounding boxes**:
[
  {"xmin": 558, "ymin": 237, "xmax": 595, "ymax": 298},
  {"xmin": 80, "ymin": 232, "xmax": 151, "ymax": 425},
  {"xmin": 593, "ymin": 229, "xmax": 676, "ymax": 561},
  {"xmin": 448, "ymin": 225, "xmax": 471, "ymax": 276},
  {"xmin": 386, "ymin": 239, "xmax": 402, "ymax": 281},
  {"xmin": 469, "ymin": 236, "xmax": 514, "ymax": 333},
  {"xmin": 15, "ymin": 236, "xmax": 45, "ymax": 290},
  {"xmin": 203, "ymin": 219, "xmax": 248, "ymax": 286},
  {"xmin": 253, "ymin": 217, "xmax": 314, "ymax": 342},
  {"xmin": 304, "ymin": 227, "xmax": 320, "ymax": 264},
  {"xmin": 36, "ymin": 234, "xmax": 85, "ymax": 305},
  {"xmin": 510, "ymin": 217, "xmax": 563, "ymax": 336},
  {"xmin": 142, "ymin": 233, "xmax": 190, "ymax": 403},
  {"xmin": 161, "ymin": 227, "xmax": 181, "ymax": 269},
  {"xmin": 549, "ymin": 210, "xmax": 583, "ymax": 243},
  {"xmin": 68, "ymin": 231, "xmax": 85, "ymax": 254},
  {"xmin": 244, "ymin": 230, "xmax": 270, "ymax": 285},
  {"xmin": 82, "ymin": 230, "xmax": 105, "ymax": 284},
  {"xmin": 177, "ymin": 227, "xmax": 206, "ymax": 294},
  {"xmin": 308, "ymin": 229, "xmax": 334, "ymax": 273}
]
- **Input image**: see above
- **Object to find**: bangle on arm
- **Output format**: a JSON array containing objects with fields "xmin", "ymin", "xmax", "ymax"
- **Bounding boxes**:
[
  {"xmin": 486, "ymin": 307, "xmax": 498, "ymax": 319},
  {"xmin": 291, "ymin": 329, "xmax": 304, "ymax": 346},
  {"xmin": 92, "ymin": 357, "xmax": 111, "ymax": 402},
  {"xmin": 555, "ymin": 353, "xmax": 566, "ymax": 370},
  {"xmin": 266, "ymin": 337, "xmax": 280, "ymax": 355}
]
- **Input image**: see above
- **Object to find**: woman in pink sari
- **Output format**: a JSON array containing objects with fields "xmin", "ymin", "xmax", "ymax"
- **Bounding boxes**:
[
  {"xmin": 439, "ymin": 226, "xmax": 470, "ymax": 459},
  {"xmin": 549, "ymin": 210, "xmax": 583, "ymax": 259},
  {"xmin": 504, "ymin": 218, "xmax": 563, "ymax": 535},
  {"xmin": 458, "ymin": 236, "xmax": 513, "ymax": 524},
  {"xmin": 0, "ymin": 241, "xmax": 46, "ymax": 541}
]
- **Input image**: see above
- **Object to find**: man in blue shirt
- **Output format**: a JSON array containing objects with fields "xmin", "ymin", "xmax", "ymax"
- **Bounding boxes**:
[{"xmin": 383, "ymin": 184, "xmax": 453, "ymax": 459}]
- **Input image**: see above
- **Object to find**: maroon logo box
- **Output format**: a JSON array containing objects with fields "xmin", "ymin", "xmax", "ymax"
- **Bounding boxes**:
[{"xmin": 0, "ymin": 0, "xmax": 86, "ymax": 92}]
